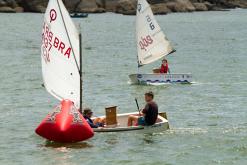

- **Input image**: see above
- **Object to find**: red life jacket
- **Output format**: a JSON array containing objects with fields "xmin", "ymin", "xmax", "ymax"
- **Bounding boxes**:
[{"xmin": 160, "ymin": 63, "xmax": 169, "ymax": 73}]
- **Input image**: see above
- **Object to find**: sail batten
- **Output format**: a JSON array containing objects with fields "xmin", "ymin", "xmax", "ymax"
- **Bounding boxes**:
[
  {"xmin": 41, "ymin": 0, "xmax": 80, "ymax": 108},
  {"xmin": 136, "ymin": 0, "xmax": 174, "ymax": 66}
]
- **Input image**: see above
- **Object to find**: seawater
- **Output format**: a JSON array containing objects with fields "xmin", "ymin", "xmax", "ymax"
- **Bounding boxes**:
[{"xmin": 0, "ymin": 9, "xmax": 247, "ymax": 165}]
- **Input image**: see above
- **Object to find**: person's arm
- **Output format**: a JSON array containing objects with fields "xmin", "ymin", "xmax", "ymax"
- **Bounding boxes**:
[
  {"xmin": 141, "ymin": 104, "xmax": 149, "ymax": 114},
  {"xmin": 90, "ymin": 122, "xmax": 99, "ymax": 128},
  {"xmin": 96, "ymin": 123, "xmax": 104, "ymax": 127},
  {"xmin": 86, "ymin": 119, "xmax": 98, "ymax": 128}
]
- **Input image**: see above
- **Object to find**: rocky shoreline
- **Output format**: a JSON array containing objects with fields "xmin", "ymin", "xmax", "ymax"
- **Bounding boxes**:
[{"xmin": 0, "ymin": 0, "xmax": 247, "ymax": 15}]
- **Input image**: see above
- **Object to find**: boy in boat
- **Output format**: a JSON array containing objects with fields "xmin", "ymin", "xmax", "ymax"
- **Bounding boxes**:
[
  {"xmin": 127, "ymin": 91, "xmax": 158, "ymax": 126},
  {"xmin": 160, "ymin": 59, "xmax": 170, "ymax": 74},
  {"xmin": 82, "ymin": 108, "xmax": 105, "ymax": 128}
]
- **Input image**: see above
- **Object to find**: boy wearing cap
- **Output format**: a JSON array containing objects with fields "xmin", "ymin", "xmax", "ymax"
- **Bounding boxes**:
[{"xmin": 83, "ymin": 108, "xmax": 105, "ymax": 128}]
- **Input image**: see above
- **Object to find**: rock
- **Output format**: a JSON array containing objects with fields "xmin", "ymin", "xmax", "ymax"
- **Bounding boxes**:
[
  {"xmin": 63, "ymin": 0, "xmax": 80, "ymax": 12},
  {"xmin": 115, "ymin": 0, "xmax": 136, "ymax": 15},
  {"xmin": 95, "ymin": 7, "xmax": 105, "ymax": 13},
  {"xmin": 165, "ymin": 2, "xmax": 175, "ymax": 12},
  {"xmin": 14, "ymin": 6, "xmax": 24, "ymax": 12},
  {"xmin": 5, "ymin": 0, "xmax": 18, "ymax": 8},
  {"xmin": 177, "ymin": 0, "xmax": 195, "ymax": 12},
  {"xmin": 104, "ymin": 0, "xmax": 119, "ymax": 12},
  {"xmin": 0, "ymin": 6, "xmax": 15, "ymax": 12},
  {"xmin": 151, "ymin": 3, "xmax": 171, "ymax": 15},
  {"xmin": 21, "ymin": 0, "xmax": 48, "ymax": 13},
  {"xmin": 204, "ymin": 2, "xmax": 214, "ymax": 10},
  {"xmin": 193, "ymin": 2, "xmax": 208, "ymax": 11},
  {"xmin": 206, "ymin": 0, "xmax": 247, "ymax": 9},
  {"xmin": 76, "ymin": 0, "xmax": 105, "ymax": 13},
  {"xmin": 0, "ymin": 0, "xmax": 6, "ymax": 7},
  {"xmin": 0, "ymin": 0, "xmax": 246, "ymax": 14},
  {"xmin": 96, "ymin": 0, "xmax": 105, "ymax": 8},
  {"xmin": 33, "ymin": 5, "xmax": 46, "ymax": 13},
  {"xmin": 227, "ymin": 0, "xmax": 247, "ymax": 8},
  {"xmin": 166, "ymin": 0, "xmax": 195, "ymax": 12}
]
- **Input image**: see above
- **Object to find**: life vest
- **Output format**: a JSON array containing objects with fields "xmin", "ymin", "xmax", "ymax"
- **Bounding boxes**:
[{"xmin": 160, "ymin": 63, "xmax": 169, "ymax": 73}]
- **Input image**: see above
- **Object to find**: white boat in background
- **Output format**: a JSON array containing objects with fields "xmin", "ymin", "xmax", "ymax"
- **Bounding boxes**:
[
  {"xmin": 129, "ymin": 0, "xmax": 192, "ymax": 85},
  {"xmin": 93, "ymin": 112, "xmax": 169, "ymax": 133},
  {"xmin": 129, "ymin": 73, "xmax": 192, "ymax": 84}
]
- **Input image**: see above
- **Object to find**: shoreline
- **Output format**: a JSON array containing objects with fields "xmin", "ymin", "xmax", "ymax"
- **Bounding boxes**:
[
  {"xmin": 0, "ymin": 9, "xmax": 236, "ymax": 15},
  {"xmin": 0, "ymin": 0, "xmax": 247, "ymax": 15}
]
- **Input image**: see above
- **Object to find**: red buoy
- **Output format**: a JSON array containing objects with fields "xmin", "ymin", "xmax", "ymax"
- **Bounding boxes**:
[{"xmin": 35, "ymin": 100, "xmax": 94, "ymax": 142}]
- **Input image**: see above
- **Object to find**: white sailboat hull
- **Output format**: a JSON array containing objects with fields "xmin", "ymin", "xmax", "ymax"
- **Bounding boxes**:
[
  {"xmin": 93, "ymin": 112, "xmax": 169, "ymax": 133},
  {"xmin": 129, "ymin": 73, "xmax": 192, "ymax": 84}
]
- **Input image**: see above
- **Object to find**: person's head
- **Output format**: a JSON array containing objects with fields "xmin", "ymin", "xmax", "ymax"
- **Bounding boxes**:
[
  {"xmin": 162, "ymin": 59, "xmax": 167, "ymax": 65},
  {"xmin": 83, "ymin": 108, "xmax": 93, "ymax": 118},
  {"xmin": 145, "ymin": 91, "xmax": 154, "ymax": 102}
]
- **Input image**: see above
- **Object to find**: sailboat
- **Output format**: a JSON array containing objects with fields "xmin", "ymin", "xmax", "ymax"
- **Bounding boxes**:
[
  {"xmin": 129, "ymin": 0, "xmax": 192, "ymax": 84},
  {"xmin": 35, "ymin": 0, "xmax": 94, "ymax": 143},
  {"xmin": 35, "ymin": 0, "xmax": 169, "ymax": 138}
]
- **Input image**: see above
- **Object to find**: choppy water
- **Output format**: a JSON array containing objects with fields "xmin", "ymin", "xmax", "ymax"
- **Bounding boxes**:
[{"xmin": 0, "ymin": 9, "xmax": 247, "ymax": 165}]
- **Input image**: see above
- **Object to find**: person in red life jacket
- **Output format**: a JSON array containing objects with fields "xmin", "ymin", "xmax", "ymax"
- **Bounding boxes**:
[
  {"xmin": 82, "ymin": 108, "xmax": 105, "ymax": 128},
  {"xmin": 160, "ymin": 59, "xmax": 170, "ymax": 74},
  {"xmin": 127, "ymin": 91, "xmax": 158, "ymax": 126}
]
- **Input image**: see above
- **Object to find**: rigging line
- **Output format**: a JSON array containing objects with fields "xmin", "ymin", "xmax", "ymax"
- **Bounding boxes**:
[
  {"xmin": 56, "ymin": 0, "xmax": 80, "ymax": 74},
  {"xmin": 79, "ymin": 33, "xmax": 83, "ymax": 111}
]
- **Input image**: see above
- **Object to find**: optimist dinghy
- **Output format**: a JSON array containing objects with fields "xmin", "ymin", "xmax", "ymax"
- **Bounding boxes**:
[
  {"xmin": 92, "ymin": 107, "xmax": 169, "ymax": 133},
  {"xmin": 93, "ymin": 113, "xmax": 169, "ymax": 133},
  {"xmin": 35, "ymin": 0, "xmax": 94, "ymax": 143},
  {"xmin": 129, "ymin": 0, "xmax": 192, "ymax": 85}
]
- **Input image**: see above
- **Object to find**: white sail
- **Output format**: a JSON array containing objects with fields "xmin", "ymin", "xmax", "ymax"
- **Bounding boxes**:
[
  {"xmin": 136, "ymin": 0, "xmax": 174, "ymax": 66},
  {"xmin": 41, "ymin": 0, "xmax": 80, "ymax": 108}
]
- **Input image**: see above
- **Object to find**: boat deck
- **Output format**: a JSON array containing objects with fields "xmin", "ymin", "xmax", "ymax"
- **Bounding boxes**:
[{"xmin": 92, "ymin": 112, "xmax": 169, "ymax": 133}]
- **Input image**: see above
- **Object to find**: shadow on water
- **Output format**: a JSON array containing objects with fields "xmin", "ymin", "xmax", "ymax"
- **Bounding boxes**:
[
  {"xmin": 143, "ymin": 134, "xmax": 155, "ymax": 144},
  {"xmin": 167, "ymin": 128, "xmax": 208, "ymax": 135},
  {"xmin": 84, "ymin": 46, "xmax": 92, "ymax": 50},
  {"xmin": 42, "ymin": 141, "xmax": 93, "ymax": 149},
  {"xmin": 104, "ymin": 136, "xmax": 119, "ymax": 145}
]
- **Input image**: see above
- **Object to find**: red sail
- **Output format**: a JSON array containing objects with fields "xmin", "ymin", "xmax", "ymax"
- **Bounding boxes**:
[{"xmin": 35, "ymin": 100, "xmax": 94, "ymax": 143}]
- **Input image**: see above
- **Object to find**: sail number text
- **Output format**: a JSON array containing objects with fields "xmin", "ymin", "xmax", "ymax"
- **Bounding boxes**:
[
  {"xmin": 139, "ymin": 35, "xmax": 153, "ymax": 51},
  {"xmin": 42, "ymin": 22, "xmax": 72, "ymax": 63},
  {"xmin": 146, "ymin": 15, "xmax": 155, "ymax": 30}
]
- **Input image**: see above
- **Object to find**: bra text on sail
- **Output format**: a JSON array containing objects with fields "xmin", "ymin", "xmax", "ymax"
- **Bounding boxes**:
[{"xmin": 42, "ymin": 22, "xmax": 72, "ymax": 63}]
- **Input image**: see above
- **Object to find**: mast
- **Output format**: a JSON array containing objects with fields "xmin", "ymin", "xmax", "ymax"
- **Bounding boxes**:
[{"xmin": 79, "ymin": 33, "xmax": 83, "ymax": 112}]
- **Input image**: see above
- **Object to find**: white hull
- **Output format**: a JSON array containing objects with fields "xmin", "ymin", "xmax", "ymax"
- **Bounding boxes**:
[
  {"xmin": 129, "ymin": 73, "xmax": 192, "ymax": 84},
  {"xmin": 93, "ymin": 112, "xmax": 169, "ymax": 133}
]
